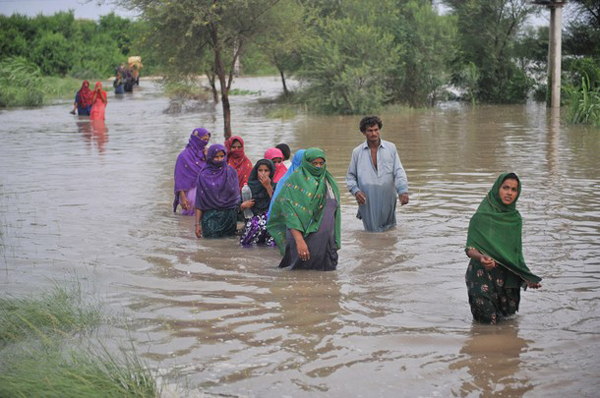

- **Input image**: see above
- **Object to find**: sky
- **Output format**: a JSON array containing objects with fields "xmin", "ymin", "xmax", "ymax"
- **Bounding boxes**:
[{"xmin": 0, "ymin": 0, "xmax": 136, "ymax": 20}]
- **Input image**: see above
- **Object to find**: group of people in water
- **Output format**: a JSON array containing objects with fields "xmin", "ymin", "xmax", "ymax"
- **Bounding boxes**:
[
  {"xmin": 173, "ymin": 116, "xmax": 542, "ymax": 325},
  {"xmin": 70, "ymin": 80, "xmax": 107, "ymax": 120}
]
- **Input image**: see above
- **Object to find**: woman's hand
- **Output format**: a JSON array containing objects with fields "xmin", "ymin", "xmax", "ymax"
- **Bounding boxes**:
[
  {"xmin": 527, "ymin": 282, "xmax": 542, "ymax": 289},
  {"xmin": 296, "ymin": 239, "xmax": 310, "ymax": 261},
  {"xmin": 195, "ymin": 224, "xmax": 202, "ymax": 239},
  {"xmin": 480, "ymin": 255, "xmax": 496, "ymax": 271},
  {"xmin": 179, "ymin": 191, "xmax": 189, "ymax": 211},
  {"xmin": 240, "ymin": 199, "xmax": 255, "ymax": 210},
  {"xmin": 258, "ymin": 173, "xmax": 271, "ymax": 188}
]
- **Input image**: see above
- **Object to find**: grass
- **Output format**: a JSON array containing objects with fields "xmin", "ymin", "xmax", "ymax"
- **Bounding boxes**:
[
  {"xmin": 0, "ymin": 283, "xmax": 160, "ymax": 397},
  {"xmin": 0, "ymin": 343, "xmax": 158, "ymax": 398},
  {"xmin": 163, "ymin": 79, "xmax": 210, "ymax": 101},
  {"xmin": 0, "ymin": 57, "xmax": 85, "ymax": 107},
  {"xmin": 0, "ymin": 282, "xmax": 101, "ymax": 343},
  {"xmin": 566, "ymin": 74, "xmax": 600, "ymax": 127}
]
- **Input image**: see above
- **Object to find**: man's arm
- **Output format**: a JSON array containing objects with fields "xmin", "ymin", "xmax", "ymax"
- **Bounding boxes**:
[
  {"xmin": 392, "ymin": 146, "xmax": 408, "ymax": 195},
  {"xmin": 346, "ymin": 148, "xmax": 361, "ymax": 195}
]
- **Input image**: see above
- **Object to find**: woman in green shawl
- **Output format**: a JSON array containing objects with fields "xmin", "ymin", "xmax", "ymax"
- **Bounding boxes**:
[
  {"xmin": 465, "ymin": 172, "xmax": 542, "ymax": 324},
  {"xmin": 267, "ymin": 148, "xmax": 341, "ymax": 271}
]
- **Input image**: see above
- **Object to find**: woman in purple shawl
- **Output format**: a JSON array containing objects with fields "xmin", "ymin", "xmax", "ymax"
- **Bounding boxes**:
[
  {"xmin": 173, "ymin": 128, "xmax": 211, "ymax": 215},
  {"xmin": 195, "ymin": 144, "xmax": 241, "ymax": 239}
]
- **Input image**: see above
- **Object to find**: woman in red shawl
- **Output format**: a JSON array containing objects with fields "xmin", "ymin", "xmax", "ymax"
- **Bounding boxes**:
[
  {"xmin": 90, "ymin": 82, "xmax": 107, "ymax": 121},
  {"xmin": 264, "ymin": 147, "xmax": 288, "ymax": 183},
  {"xmin": 225, "ymin": 135, "xmax": 253, "ymax": 191},
  {"xmin": 71, "ymin": 80, "xmax": 94, "ymax": 116}
]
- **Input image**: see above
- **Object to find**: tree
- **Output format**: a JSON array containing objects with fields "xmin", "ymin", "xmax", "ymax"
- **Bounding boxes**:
[
  {"xmin": 444, "ymin": 0, "xmax": 535, "ymax": 103},
  {"xmin": 117, "ymin": 0, "xmax": 283, "ymax": 139}
]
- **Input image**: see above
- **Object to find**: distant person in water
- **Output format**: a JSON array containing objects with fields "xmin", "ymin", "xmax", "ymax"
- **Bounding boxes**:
[
  {"xmin": 89, "ymin": 82, "xmax": 107, "ymax": 121},
  {"xmin": 267, "ymin": 148, "xmax": 341, "ymax": 271},
  {"xmin": 264, "ymin": 147, "xmax": 287, "ymax": 183},
  {"xmin": 70, "ymin": 80, "xmax": 93, "ymax": 116},
  {"xmin": 465, "ymin": 172, "xmax": 542, "ymax": 324},
  {"xmin": 195, "ymin": 144, "xmax": 240, "ymax": 239},
  {"xmin": 346, "ymin": 116, "xmax": 409, "ymax": 232},
  {"xmin": 225, "ymin": 135, "xmax": 253, "ymax": 191},
  {"xmin": 173, "ymin": 128, "xmax": 211, "ymax": 215},
  {"xmin": 239, "ymin": 159, "xmax": 276, "ymax": 247},
  {"xmin": 276, "ymin": 143, "xmax": 291, "ymax": 168},
  {"xmin": 113, "ymin": 72, "xmax": 124, "ymax": 95}
]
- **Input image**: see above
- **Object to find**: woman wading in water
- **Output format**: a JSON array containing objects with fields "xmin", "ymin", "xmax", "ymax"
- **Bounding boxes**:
[{"xmin": 465, "ymin": 172, "xmax": 542, "ymax": 324}]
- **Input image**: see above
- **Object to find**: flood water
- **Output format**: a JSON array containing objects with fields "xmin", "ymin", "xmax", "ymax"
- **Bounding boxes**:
[{"xmin": 1, "ymin": 77, "xmax": 599, "ymax": 397}]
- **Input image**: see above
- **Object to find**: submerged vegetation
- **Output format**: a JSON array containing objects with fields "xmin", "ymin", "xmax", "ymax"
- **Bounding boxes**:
[
  {"xmin": 566, "ymin": 75, "xmax": 600, "ymax": 127},
  {"xmin": 0, "ymin": 283, "xmax": 159, "ymax": 397}
]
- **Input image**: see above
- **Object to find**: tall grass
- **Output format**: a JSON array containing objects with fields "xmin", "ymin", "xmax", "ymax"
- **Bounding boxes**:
[
  {"xmin": 0, "ymin": 343, "xmax": 158, "ymax": 398},
  {"xmin": 0, "ymin": 282, "xmax": 101, "ymax": 343},
  {"xmin": 0, "ymin": 57, "xmax": 82, "ymax": 107},
  {"xmin": 0, "ymin": 283, "xmax": 159, "ymax": 397},
  {"xmin": 566, "ymin": 74, "xmax": 600, "ymax": 127}
]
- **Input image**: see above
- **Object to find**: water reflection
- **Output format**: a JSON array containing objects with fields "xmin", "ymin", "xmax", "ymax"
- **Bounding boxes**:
[
  {"xmin": 450, "ymin": 322, "xmax": 534, "ymax": 398},
  {"xmin": 77, "ymin": 119, "xmax": 109, "ymax": 153}
]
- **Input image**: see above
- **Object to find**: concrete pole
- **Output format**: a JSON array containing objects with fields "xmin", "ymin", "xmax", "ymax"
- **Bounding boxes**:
[{"xmin": 548, "ymin": 1, "xmax": 564, "ymax": 108}]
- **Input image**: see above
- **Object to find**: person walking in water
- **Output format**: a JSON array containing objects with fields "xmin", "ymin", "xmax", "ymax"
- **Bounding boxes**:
[
  {"xmin": 346, "ymin": 116, "xmax": 409, "ymax": 232},
  {"xmin": 465, "ymin": 172, "xmax": 542, "ymax": 324},
  {"xmin": 90, "ymin": 82, "xmax": 107, "ymax": 121},
  {"xmin": 70, "ymin": 80, "xmax": 93, "ymax": 116}
]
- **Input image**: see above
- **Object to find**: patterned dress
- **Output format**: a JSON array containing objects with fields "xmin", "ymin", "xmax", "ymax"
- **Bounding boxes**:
[{"xmin": 240, "ymin": 212, "xmax": 275, "ymax": 247}]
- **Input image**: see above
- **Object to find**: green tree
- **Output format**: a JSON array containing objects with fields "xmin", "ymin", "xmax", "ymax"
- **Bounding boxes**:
[
  {"xmin": 444, "ymin": 0, "xmax": 535, "ymax": 103},
  {"xmin": 32, "ymin": 32, "xmax": 73, "ymax": 76},
  {"xmin": 118, "ymin": 0, "xmax": 284, "ymax": 138}
]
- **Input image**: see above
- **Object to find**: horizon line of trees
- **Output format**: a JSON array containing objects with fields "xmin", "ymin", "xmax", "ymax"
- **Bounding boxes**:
[{"xmin": 1, "ymin": 0, "xmax": 599, "ymax": 131}]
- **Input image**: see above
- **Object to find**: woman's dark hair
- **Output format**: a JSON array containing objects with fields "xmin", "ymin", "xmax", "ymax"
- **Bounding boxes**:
[
  {"xmin": 276, "ymin": 143, "xmax": 291, "ymax": 160},
  {"xmin": 359, "ymin": 116, "xmax": 383, "ymax": 132},
  {"xmin": 502, "ymin": 172, "xmax": 519, "ymax": 183}
]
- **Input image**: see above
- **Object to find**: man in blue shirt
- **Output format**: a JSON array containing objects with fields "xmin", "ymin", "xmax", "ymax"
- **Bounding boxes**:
[{"xmin": 346, "ymin": 116, "xmax": 409, "ymax": 232}]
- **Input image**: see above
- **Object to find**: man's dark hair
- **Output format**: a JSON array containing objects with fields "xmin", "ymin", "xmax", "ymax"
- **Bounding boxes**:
[
  {"xmin": 359, "ymin": 116, "xmax": 383, "ymax": 132},
  {"xmin": 276, "ymin": 143, "xmax": 291, "ymax": 161}
]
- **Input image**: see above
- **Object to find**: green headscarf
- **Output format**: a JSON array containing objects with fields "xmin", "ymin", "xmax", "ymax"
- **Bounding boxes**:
[
  {"xmin": 466, "ymin": 172, "xmax": 541, "ymax": 285},
  {"xmin": 267, "ymin": 147, "xmax": 341, "ymax": 256}
]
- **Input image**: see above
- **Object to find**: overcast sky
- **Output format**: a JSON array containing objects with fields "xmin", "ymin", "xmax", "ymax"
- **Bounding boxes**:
[{"xmin": 0, "ymin": 0, "xmax": 136, "ymax": 20}]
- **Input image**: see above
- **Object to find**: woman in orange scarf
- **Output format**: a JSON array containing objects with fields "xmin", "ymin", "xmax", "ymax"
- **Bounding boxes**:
[
  {"xmin": 225, "ymin": 135, "xmax": 253, "ymax": 191},
  {"xmin": 90, "ymin": 82, "xmax": 107, "ymax": 121}
]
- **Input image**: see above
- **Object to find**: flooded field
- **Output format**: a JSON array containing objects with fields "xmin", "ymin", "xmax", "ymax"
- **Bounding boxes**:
[{"xmin": 1, "ymin": 77, "xmax": 599, "ymax": 397}]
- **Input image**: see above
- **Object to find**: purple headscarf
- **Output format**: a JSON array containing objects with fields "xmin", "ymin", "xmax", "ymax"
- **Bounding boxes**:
[
  {"xmin": 196, "ymin": 144, "xmax": 240, "ymax": 211},
  {"xmin": 173, "ymin": 128, "xmax": 210, "ymax": 212}
]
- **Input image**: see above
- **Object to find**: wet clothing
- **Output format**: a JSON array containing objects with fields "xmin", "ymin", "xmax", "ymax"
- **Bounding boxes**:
[
  {"xmin": 196, "ymin": 144, "xmax": 240, "ymax": 238},
  {"xmin": 268, "ymin": 149, "xmax": 305, "ymax": 219},
  {"xmin": 75, "ymin": 80, "xmax": 93, "ymax": 116},
  {"xmin": 173, "ymin": 128, "xmax": 210, "ymax": 215},
  {"xmin": 267, "ymin": 148, "xmax": 341, "ymax": 271},
  {"xmin": 240, "ymin": 159, "xmax": 276, "ymax": 247},
  {"xmin": 465, "ymin": 259, "xmax": 520, "ymax": 324},
  {"xmin": 465, "ymin": 172, "xmax": 541, "ymax": 324},
  {"xmin": 90, "ymin": 83, "xmax": 107, "ymax": 121},
  {"xmin": 278, "ymin": 189, "xmax": 338, "ymax": 271},
  {"xmin": 346, "ymin": 139, "xmax": 408, "ymax": 232},
  {"xmin": 201, "ymin": 209, "xmax": 237, "ymax": 238},
  {"xmin": 240, "ymin": 212, "xmax": 275, "ymax": 247},
  {"xmin": 225, "ymin": 136, "xmax": 253, "ymax": 191}
]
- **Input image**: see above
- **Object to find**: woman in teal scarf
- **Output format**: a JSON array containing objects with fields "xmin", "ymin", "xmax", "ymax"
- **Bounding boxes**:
[
  {"xmin": 465, "ymin": 173, "xmax": 542, "ymax": 324},
  {"xmin": 267, "ymin": 148, "xmax": 341, "ymax": 271}
]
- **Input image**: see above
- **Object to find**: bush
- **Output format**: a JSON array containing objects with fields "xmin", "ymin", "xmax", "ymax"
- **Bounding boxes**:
[
  {"xmin": 31, "ymin": 32, "xmax": 73, "ymax": 76},
  {"xmin": 0, "ymin": 57, "xmax": 45, "ymax": 107}
]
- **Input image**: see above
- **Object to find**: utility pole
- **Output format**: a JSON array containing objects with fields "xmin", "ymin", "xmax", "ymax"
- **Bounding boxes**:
[{"xmin": 532, "ymin": 1, "xmax": 566, "ymax": 108}]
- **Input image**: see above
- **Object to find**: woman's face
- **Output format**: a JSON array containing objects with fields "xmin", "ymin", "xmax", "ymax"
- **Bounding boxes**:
[
  {"xmin": 272, "ymin": 157, "xmax": 282, "ymax": 164},
  {"xmin": 310, "ymin": 157, "xmax": 325, "ymax": 168},
  {"xmin": 201, "ymin": 134, "xmax": 210, "ymax": 143},
  {"xmin": 257, "ymin": 164, "xmax": 270, "ymax": 180},
  {"xmin": 499, "ymin": 178, "xmax": 519, "ymax": 205},
  {"xmin": 231, "ymin": 140, "xmax": 242, "ymax": 151},
  {"xmin": 213, "ymin": 150, "xmax": 225, "ymax": 162}
]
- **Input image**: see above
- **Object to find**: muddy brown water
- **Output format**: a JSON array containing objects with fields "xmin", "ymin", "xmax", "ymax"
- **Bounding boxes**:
[{"xmin": 1, "ymin": 77, "xmax": 599, "ymax": 397}]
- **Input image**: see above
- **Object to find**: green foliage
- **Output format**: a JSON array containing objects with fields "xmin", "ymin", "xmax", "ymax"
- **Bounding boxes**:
[
  {"xmin": 445, "ymin": 0, "xmax": 535, "ymax": 103},
  {"xmin": 31, "ymin": 31, "xmax": 74, "ymax": 76},
  {"xmin": 566, "ymin": 74, "xmax": 600, "ymax": 127},
  {"xmin": 563, "ymin": 57, "xmax": 600, "ymax": 90},
  {"xmin": 298, "ymin": 14, "xmax": 400, "ymax": 114},
  {"xmin": 0, "ymin": 282, "xmax": 101, "ymax": 343},
  {"xmin": 0, "ymin": 57, "xmax": 45, "ymax": 107}
]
